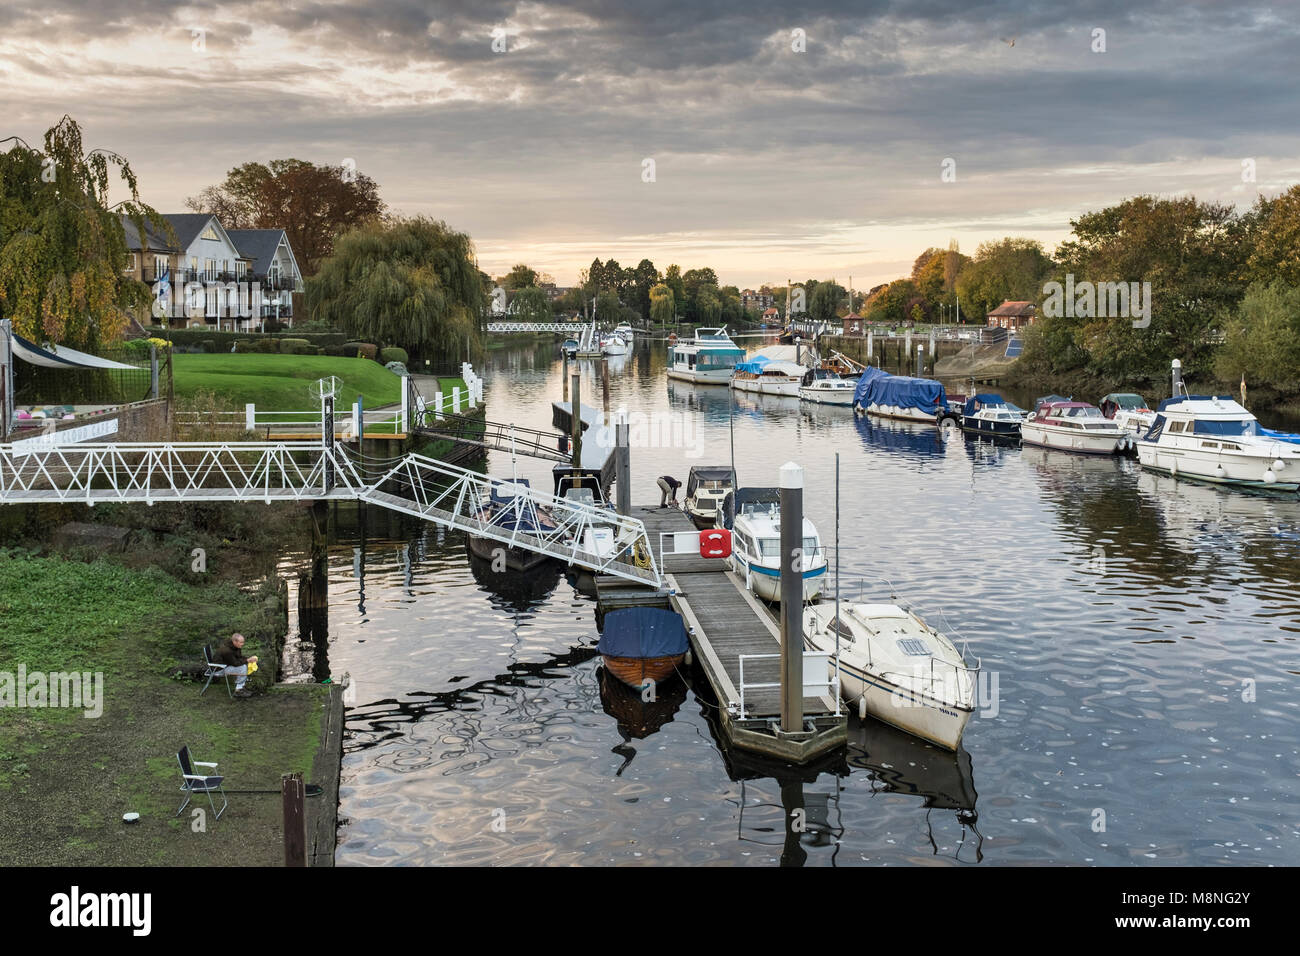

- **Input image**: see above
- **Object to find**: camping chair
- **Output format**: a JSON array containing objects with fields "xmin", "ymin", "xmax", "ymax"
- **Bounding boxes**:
[
  {"xmin": 201, "ymin": 644, "xmax": 233, "ymax": 698},
  {"xmin": 176, "ymin": 746, "xmax": 227, "ymax": 820}
]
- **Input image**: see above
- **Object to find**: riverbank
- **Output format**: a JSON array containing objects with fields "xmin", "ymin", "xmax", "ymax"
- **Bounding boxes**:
[{"xmin": 0, "ymin": 504, "xmax": 341, "ymax": 866}]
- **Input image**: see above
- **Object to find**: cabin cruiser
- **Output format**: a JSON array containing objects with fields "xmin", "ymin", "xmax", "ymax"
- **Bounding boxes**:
[
  {"xmin": 1135, "ymin": 395, "xmax": 1300, "ymax": 491},
  {"xmin": 804, "ymin": 602, "xmax": 977, "ymax": 750},
  {"xmin": 853, "ymin": 367, "xmax": 950, "ymax": 423},
  {"xmin": 667, "ymin": 327, "xmax": 745, "ymax": 384},
  {"xmin": 467, "ymin": 479, "xmax": 557, "ymax": 572},
  {"xmin": 730, "ymin": 356, "xmax": 807, "ymax": 397},
  {"xmin": 960, "ymin": 393, "xmax": 1026, "ymax": 437},
  {"xmin": 722, "ymin": 488, "xmax": 826, "ymax": 602},
  {"xmin": 601, "ymin": 332, "xmax": 629, "ymax": 356},
  {"xmin": 683, "ymin": 465, "xmax": 736, "ymax": 528},
  {"xmin": 799, "ymin": 368, "xmax": 856, "ymax": 405},
  {"xmin": 613, "ymin": 323, "xmax": 635, "ymax": 342},
  {"xmin": 561, "ymin": 337, "xmax": 579, "ymax": 358},
  {"xmin": 1099, "ymin": 392, "xmax": 1155, "ymax": 436},
  {"xmin": 1020, "ymin": 400, "xmax": 1130, "ymax": 454}
]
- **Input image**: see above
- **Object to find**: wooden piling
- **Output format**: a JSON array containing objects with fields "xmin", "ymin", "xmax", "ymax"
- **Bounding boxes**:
[{"xmin": 282, "ymin": 771, "xmax": 306, "ymax": 867}]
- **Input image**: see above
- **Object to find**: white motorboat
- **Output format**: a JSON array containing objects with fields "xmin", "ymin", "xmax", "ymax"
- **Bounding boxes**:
[
  {"xmin": 667, "ymin": 327, "xmax": 746, "ymax": 384},
  {"xmin": 1099, "ymin": 392, "xmax": 1156, "ymax": 436},
  {"xmin": 575, "ymin": 319, "xmax": 603, "ymax": 357},
  {"xmin": 1020, "ymin": 400, "xmax": 1130, "ymax": 454},
  {"xmin": 731, "ymin": 358, "xmax": 807, "ymax": 397},
  {"xmin": 804, "ymin": 602, "xmax": 977, "ymax": 750},
  {"xmin": 960, "ymin": 393, "xmax": 1026, "ymax": 437},
  {"xmin": 1135, "ymin": 395, "xmax": 1300, "ymax": 491},
  {"xmin": 601, "ymin": 333, "xmax": 629, "ymax": 356},
  {"xmin": 799, "ymin": 369, "xmax": 856, "ymax": 405},
  {"xmin": 683, "ymin": 465, "xmax": 736, "ymax": 528},
  {"xmin": 727, "ymin": 490, "xmax": 826, "ymax": 602},
  {"xmin": 613, "ymin": 323, "xmax": 635, "ymax": 342}
]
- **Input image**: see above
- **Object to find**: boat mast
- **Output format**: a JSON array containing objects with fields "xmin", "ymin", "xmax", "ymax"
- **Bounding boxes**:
[{"xmin": 834, "ymin": 452, "xmax": 841, "ymax": 716}]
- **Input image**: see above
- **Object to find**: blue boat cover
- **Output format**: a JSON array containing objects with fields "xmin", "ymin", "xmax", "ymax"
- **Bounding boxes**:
[
  {"xmin": 962, "ymin": 393, "xmax": 1006, "ymax": 416},
  {"xmin": 854, "ymin": 369, "xmax": 948, "ymax": 412},
  {"xmin": 734, "ymin": 355, "xmax": 772, "ymax": 374},
  {"xmin": 597, "ymin": 607, "xmax": 689, "ymax": 659},
  {"xmin": 850, "ymin": 366, "xmax": 890, "ymax": 406}
]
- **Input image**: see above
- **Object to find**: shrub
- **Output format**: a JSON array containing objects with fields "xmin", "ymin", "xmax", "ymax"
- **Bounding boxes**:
[
  {"xmin": 233, "ymin": 339, "xmax": 257, "ymax": 354},
  {"xmin": 316, "ymin": 347, "xmax": 326, "ymax": 355},
  {"xmin": 255, "ymin": 338, "xmax": 278, "ymax": 353},
  {"xmin": 277, "ymin": 337, "xmax": 313, "ymax": 354},
  {"xmin": 380, "ymin": 347, "xmax": 409, "ymax": 365},
  {"xmin": 349, "ymin": 343, "xmax": 378, "ymax": 361},
  {"xmin": 201, "ymin": 340, "xmax": 217, "ymax": 354}
]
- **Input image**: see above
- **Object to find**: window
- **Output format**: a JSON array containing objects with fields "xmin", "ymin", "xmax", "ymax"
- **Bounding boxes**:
[
  {"xmin": 1193, "ymin": 418, "xmax": 1258, "ymax": 438},
  {"xmin": 897, "ymin": 638, "xmax": 931, "ymax": 657},
  {"xmin": 828, "ymin": 617, "xmax": 855, "ymax": 642},
  {"xmin": 1168, "ymin": 421, "xmax": 1186, "ymax": 433},
  {"xmin": 201, "ymin": 226, "xmax": 219, "ymax": 241}
]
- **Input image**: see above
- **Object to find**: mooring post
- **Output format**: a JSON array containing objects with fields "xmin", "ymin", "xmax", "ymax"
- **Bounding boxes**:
[
  {"xmin": 779, "ymin": 461, "xmax": 805, "ymax": 734},
  {"xmin": 916, "ymin": 344, "xmax": 925, "ymax": 377},
  {"xmin": 615, "ymin": 411, "xmax": 631, "ymax": 515},
  {"xmin": 563, "ymin": 353, "xmax": 569, "ymax": 401},
  {"xmin": 149, "ymin": 345, "xmax": 159, "ymax": 399},
  {"xmin": 866, "ymin": 329, "xmax": 873, "ymax": 361},
  {"xmin": 571, "ymin": 373, "xmax": 583, "ymax": 476},
  {"xmin": 282, "ymin": 771, "xmax": 306, "ymax": 867},
  {"xmin": 1171, "ymin": 358, "xmax": 1183, "ymax": 399},
  {"xmin": 601, "ymin": 357, "xmax": 610, "ymax": 416}
]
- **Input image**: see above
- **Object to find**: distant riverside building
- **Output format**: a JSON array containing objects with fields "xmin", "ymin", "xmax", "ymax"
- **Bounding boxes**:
[
  {"xmin": 986, "ymin": 300, "xmax": 1037, "ymax": 330},
  {"xmin": 121, "ymin": 213, "xmax": 303, "ymax": 331},
  {"xmin": 841, "ymin": 313, "xmax": 865, "ymax": 336},
  {"xmin": 762, "ymin": 306, "xmax": 781, "ymax": 325},
  {"xmin": 742, "ymin": 289, "xmax": 775, "ymax": 312}
]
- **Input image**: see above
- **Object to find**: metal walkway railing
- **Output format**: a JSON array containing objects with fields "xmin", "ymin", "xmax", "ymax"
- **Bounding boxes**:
[{"xmin": 0, "ymin": 438, "xmax": 660, "ymax": 587}]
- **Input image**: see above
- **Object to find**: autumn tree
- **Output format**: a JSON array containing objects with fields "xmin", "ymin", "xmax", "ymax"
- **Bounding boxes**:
[
  {"xmin": 187, "ymin": 159, "xmax": 384, "ymax": 275},
  {"xmin": 0, "ymin": 116, "xmax": 166, "ymax": 349}
]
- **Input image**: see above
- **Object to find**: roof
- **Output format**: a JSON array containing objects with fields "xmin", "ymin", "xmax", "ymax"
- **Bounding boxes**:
[
  {"xmin": 226, "ymin": 229, "xmax": 290, "ymax": 275},
  {"xmin": 119, "ymin": 214, "xmax": 180, "ymax": 253},
  {"xmin": 161, "ymin": 214, "xmax": 221, "ymax": 251},
  {"xmin": 987, "ymin": 300, "xmax": 1036, "ymax": 317},
  {"xmin": 1156, "ymin": 395, "xmax": 1248, "ymax": 415}
]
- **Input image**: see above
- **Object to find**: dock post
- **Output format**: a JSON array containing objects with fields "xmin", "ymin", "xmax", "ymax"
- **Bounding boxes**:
[
  {"xmin": 916, "ymin": 344, "xmax": 925, "ymax": 377},
  {"xmin": 866, "ymin": 329, "xmax": 873, "ymax": 361},
  {"xmin": 1171, "ymin": 358, "xmax": 1183, "ymax": 399},
  {"xmin": 615, "ymin": 411, "xmax": 630, "ymax": 515},
  {"xmin": 571, "ymin": 373, "xmax": 583, "ymax": 475},
  {"xmin": 779, "ymin": 461, "xmax": 804, "ymax": 734},
  {"xmin": 563, "ymin": 354, "xmax": 569, "ymax": 401},
  {"xmin": 601, "ymin": 357, "xmax": 610, "ymax": 416}
]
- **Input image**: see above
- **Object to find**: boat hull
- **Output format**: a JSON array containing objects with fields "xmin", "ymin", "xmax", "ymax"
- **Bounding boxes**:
[
  {"xmin": 799, "ymin": 386, "xmax": 855, "ymax": 406},
  {"xmin": 602, "ymin": 653, "xmax": 685, "ymax": 688},
  {"xmin": 467, "ymin": 535, "xmax": 551, "ymax": 572},
  {"xmin": 1021, "ymin": 423, "xmax": 1124, "ymax": 454},
  {"xmin": 860, "ymin": 403, "xmax": 938, "ymax": 424},
  {"xmin": 961, "ymin": 415, "xmax": 1021, "ymax": 436},
  {"xmin": 732, "ymin": 376, "xmax": 802, "ymax": 397},
  {"xmin": 1136, "ymin": 444, "xmax": 1300, "ymax": 492},
  {"xmin": 732, "ymin": 559, "xmax": 826, "ymax": 601},
  {"xmin": 835, "ymin": 658, "xmax": 973, "ymax": 751},
  {"xmin": 667, "ymin": 366, "xmax": 733, "ymax": 385}
]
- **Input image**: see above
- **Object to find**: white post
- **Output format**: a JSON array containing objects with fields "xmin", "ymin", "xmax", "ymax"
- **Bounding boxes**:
[
  {"xmin": 452, "ymin": 386, "xmax": 462, "ymax": 413},
  {"xmin": 434, "ymin": 391, "xmax": 444, "ymax": 421},
  {"xmin": 245, "ymin": 403, "xmax": 256, "ymax": 431},
  {"xmin": 352, "ymin": 400, "xmax": 361, "ymax": 440},
  {"xmin": 400, "ymin": 376, "xmax": 410, "ymax": 433}
]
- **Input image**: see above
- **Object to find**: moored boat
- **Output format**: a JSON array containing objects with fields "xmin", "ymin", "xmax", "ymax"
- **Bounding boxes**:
[
  {"xmin": 852, "ymin": 367, "xmax": 950, "ymax": 423},
  {"xmin": 731, "ymin": 356, "xmax": 806, "ymax": 397},
  {"xmin": 601, "ymin": 332, "xmax": 629, "ymax": 356},
  {"xmin": 666, "ymin": 327, "xmax": 745, "ymax": 384},
  {"xmin": 804, "ymin": 602, "xmax": 978, "ymax": 750},
  {"xmin": 1098, "ymin": 392, "xmax": 1155, "ymax": 436},
  {"xmin": 467, "ymin": 479, "xmax": 557, "ymax": 572},
  {"xmin": 1135, "ymin": 395, "xmax": 1300, "ymax": 491},
  {"xmin": 1020, "ymin": 400, "xmax": 1130, "ymax": 455},
  {"xmin": 799, "ymin": 368, "xmax": 856, "ymax": 405},
  {"xmin": 683, "ymin": 465, "xmax": 736, "ymax": 528},
  {"xmin": 723, "ymin": 487, "xmax": 827, "ymax": 602},
  {"xmin": 960, "ymin": 392, "xmax": 1025, "ymax": 437},
  {"xmin": 597, "ymin": 606, "xmax": 690, "ymax": 688}
]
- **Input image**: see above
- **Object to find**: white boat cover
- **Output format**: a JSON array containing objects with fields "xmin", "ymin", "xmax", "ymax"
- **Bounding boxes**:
[{"xmin": 12, "ymin": 332, "xmax": 138, "ymax": 370}]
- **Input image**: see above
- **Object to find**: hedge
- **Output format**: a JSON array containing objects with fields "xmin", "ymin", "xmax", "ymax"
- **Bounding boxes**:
[
  {"xmin": 146, "ymin": 328, "xmax": 349, "ymax": 350},
  {"xmin": 379, "ymin": 347, "xmax": 408, "ymax": 365}
]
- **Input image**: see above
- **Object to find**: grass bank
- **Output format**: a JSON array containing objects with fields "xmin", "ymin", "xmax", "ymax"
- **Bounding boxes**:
[
  {"xmin": 173, "ymin": 354, "xmax": 402, "ymax": 411},
  {"xmin": 0, "ymin": 508, "xmax": 333, "ymax": 866}
]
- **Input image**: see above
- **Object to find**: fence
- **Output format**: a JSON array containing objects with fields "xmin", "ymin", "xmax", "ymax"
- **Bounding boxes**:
[{"xmin": 11, "ymin": 345, "xmax": 161, "ymax": 407}]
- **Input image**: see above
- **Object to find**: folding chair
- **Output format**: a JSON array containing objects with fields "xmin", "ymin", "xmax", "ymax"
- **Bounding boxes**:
[
  {"xmin": 201, "ymin": 644, "xmax": 233, "ymax": 698},
  {"xmin": 176, "ymin": 746, "xmax": 227, "ymax": 820}
]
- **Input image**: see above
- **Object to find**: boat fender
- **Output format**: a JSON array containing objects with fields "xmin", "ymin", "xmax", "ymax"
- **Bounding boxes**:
[
  {"xmin": 1214, "ymin": 465, "xmax": 1226, "ymax": 479},
  {"xmin": 1264, "ymin": 469, "xmax": 1277, "ymax": 484},
  {"xmin": 859, "ymin": 696, "xmax": 868, "ymax": 721},
  {"xmin": 1170, "ymin": 460, "xmax": 1178, "ymax": 477},
  {"xmin": 1273, "ymin": 459, "xmax": 1287, "ymax": 472},
  {"xmin": 684, "ymin": 649, "xmax": 693, "ymax": 667}
]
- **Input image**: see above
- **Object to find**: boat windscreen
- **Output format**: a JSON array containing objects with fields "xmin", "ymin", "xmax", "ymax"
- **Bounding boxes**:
[{"xmin": 1193, "ymin": 418, "xmax": 1259, "ymax": 437}]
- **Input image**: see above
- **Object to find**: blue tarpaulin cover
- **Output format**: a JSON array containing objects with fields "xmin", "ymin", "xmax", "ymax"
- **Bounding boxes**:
[
  {"xmin": 854, "ymin": 369, "xmax": 947, "ymax": 412},
  {"xmin": 850, "ymin": 366, "xmax": 889, "ymax": 406},
  {"xmin": 734, "ymin": 355, "xmax": 772, "ymax": 374},
  {"xmin": 597, "ymin": 607, "xmax": 689, "ymax": 659},
  {"xmin": 962, "ymin": 393, "xmax": 1007, "ymax": 416}
]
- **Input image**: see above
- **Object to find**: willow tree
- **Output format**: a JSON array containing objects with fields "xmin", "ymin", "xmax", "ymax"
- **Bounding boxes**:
[
  {"xmin": 305, "ymin": 216, "xmax": 484, "ymax": 355},
  {"xmin": 649, "ymin": 282, "xmax": 674, "ymax": 326},
  {"xmin": 0, "ymin": 115, "xmax": 164, "ymax": 348}
]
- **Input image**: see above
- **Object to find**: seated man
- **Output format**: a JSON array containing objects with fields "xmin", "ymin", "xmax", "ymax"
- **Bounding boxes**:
[
  {"xmin": 214, "ymin": 633, "xmax": 259, "ymax": 699},
  {"xmin": 657, "ymin": 474, "xmax": 681, "ymax": 507}
]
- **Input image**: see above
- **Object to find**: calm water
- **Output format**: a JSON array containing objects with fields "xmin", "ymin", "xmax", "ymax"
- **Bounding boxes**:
[{"xmin": 280, "ymin": 340, "xmax": 1300, "ymax": 866}]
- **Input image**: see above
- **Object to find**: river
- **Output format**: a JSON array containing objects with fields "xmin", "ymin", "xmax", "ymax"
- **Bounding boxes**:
[{"xmin": 279, "ymin": 338, "xmax": 1300, "ymax": 866}]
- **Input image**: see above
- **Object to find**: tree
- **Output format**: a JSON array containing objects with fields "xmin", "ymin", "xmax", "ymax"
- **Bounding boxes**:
[
  {"xmin": 1215, "ymin": 281, "xmax": 1300, "ymax": 390},
  {"xmin": 649, "ymin": 282, "xmax": 674, "ymax": 326},
  {"xmin": 955, "ymin": 238, "xmax": 1053, "ymax": 320},
  {"xmin": 595, "ymin": 289, "xmax": 622, "ymax": 324},
  {"xmin": 663, "ymin": 264, "xmax": 685, "ymax": 312},
  {"xmin": 1246, "ymin": 186, "xmax": 1300, "ymax": 286},
  {"xmin": 509, "ymin": 285, "xmax": 551, "ymax": 323},
  {"xmin": 627, "ymin": 258, "xmax": 659, "ymax": 319},
  {"xmin": 696, "ymin": 287, "xmax": 721, "ymax": 324},
  {"xmin": 809, "ymin": 280, "xmax": 846, "ymax": 324},
  {"xmin": 305, "ymin": 216, "xmax": 483, "ymax": 355},
  {"xmin": 187, "ymin": 158, "xmax": 384, "ymax": 275},
  {"xmin": 502, "ymin": 264, "xmax": 539, "ymax": 291},
  {"xmin": 0, "ymin": 115, "xmax": 164, "ymax": 348}
]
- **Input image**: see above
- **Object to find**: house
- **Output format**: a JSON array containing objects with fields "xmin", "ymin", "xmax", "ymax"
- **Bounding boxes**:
[
  {"xmin": 986, "ymin": 300, "xmax": 1037, "ymax": 330},
  {"xmin": 121, "ymin": 213, "xmax": 303, "ymax": 331},
  {"xmin": 226, "ymin": 229, "xmax": 304, "ymax": 328},
  {"xmin": 742, "ymin": 289, "xmax": 775, "ymax": 313},
  {"xmin": 762, "ymin": 307, "xmax": 781, "ymax": 325},
  {"xmin": 841, "ymin": 313, "xmax": 865, "ymax": 336}
]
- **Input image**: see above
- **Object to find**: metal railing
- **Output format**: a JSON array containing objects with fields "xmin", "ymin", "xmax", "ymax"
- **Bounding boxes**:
[{"xmin": 737, "ymin": 651, "xmax": 838, "ymax": 719}]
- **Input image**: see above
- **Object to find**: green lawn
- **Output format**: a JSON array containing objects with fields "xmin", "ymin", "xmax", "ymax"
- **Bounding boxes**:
[{"xmin": 172, "ymin": 354, "xmax": 403, "ymax": 412}]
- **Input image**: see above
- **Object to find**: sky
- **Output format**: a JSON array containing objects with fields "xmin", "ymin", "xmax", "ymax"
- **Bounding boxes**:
[{"xmin": 1, "ymin": 1, "xmax": 1297, "ymax": 290}]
